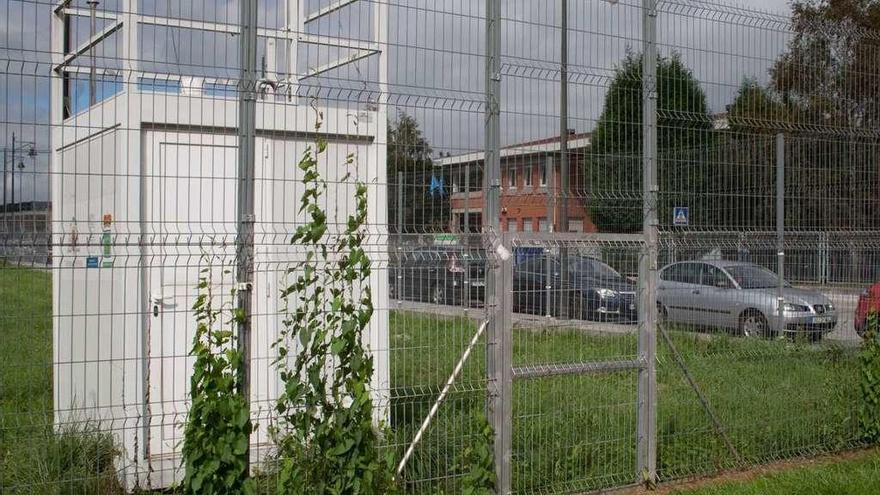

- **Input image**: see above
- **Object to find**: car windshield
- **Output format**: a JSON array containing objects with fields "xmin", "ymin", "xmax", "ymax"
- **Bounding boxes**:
[
  {"xmin": 724, "ymin": 265, "xmax": 787, "ymax": 289},
  {"xmin": 571, "ymin": 258, "xmax": 623, "ymax": 280}
]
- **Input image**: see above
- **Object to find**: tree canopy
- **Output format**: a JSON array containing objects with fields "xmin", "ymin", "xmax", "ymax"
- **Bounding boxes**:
[
  {"xmin": 387, "ymin": 113, "xmax": 448, "ymax": 233},
  {"xmin": 587, "ymin": 52, "xmax": 714, "ymax": 232},
  {"xmin": 727, "ymin": 0, "xmax": 880, "ymax": 230}
]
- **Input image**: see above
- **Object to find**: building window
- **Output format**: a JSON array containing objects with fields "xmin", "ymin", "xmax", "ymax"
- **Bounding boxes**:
[
  {"xmin": 569, "ymin": 219, "xmax": 584, "ymax": 233},
  {"xmin": 540, "ymin": 157, "xmax": 550, "ymax": 187},
  {"xmin": 523, "ymin": 218, "xmax": 534, "ymax": 232},
  {"xmin": 538, "ymin": 217, "xmax": 549, "ymax": 232},
  {"xmin": 508, "ymin": 166, "xmax": 517, "ymax": 189},
  {"xmin": 524, "ymin": 163, "xmax": 533, "ymax": 187}
]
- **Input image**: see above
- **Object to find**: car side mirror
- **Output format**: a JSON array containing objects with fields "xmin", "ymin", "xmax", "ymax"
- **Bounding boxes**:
[{"xmin": 714, "ymin": 280, "xmax": 730, "ymax": 289}]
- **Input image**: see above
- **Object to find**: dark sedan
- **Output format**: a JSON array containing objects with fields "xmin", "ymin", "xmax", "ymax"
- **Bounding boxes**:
[
  {"xmin": 513, "ymin": 254, "xmax": 637, "ymax": 321},
  {"xmin": 389, "ymin": 245, "xmax": 486, "ymax": 307}
]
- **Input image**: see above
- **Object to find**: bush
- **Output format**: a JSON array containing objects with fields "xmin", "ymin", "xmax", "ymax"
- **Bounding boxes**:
[{"xmin": 860, "ymin": 312, "xmax": 880, "ymax": 443}]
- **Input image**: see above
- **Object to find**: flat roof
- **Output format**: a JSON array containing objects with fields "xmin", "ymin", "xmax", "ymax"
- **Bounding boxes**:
[{"xmin": 436, "ymin": 133, "xmax": 591, "ymax": 167}]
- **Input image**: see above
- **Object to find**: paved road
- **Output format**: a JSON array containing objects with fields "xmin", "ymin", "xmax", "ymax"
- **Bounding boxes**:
[{"xmin": 390, "ymin": 286, "xmax": 864, "ymax": 344}]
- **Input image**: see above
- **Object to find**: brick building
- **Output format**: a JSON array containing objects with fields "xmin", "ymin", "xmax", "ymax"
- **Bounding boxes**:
[{"xmin": 436, "ymin": 132, "xmax": 596, "ymax": 234}]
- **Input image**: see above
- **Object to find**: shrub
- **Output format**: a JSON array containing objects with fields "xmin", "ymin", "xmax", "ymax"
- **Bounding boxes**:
[{"xmin": 859, "ymin": 312, "xmax": 880, "ymax": 443}]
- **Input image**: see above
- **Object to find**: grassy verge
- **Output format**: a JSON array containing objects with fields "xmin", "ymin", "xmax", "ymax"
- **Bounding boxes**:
[
  {"xmin": 0, "ymin": 268, "xmax": 867, "ymax": 494},
  {"xmin": 0, "ymin": 266, "xmax": 122, "ymax": 494},
  {"xmin": 668, "ymin": 449, "xmax": 880, "ymax": 494},
  {"xmin": 389, "ymin": 312, "xmax": 863, "ymax": 494}
]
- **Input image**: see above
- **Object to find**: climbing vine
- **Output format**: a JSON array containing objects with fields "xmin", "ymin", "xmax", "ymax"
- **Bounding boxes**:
[
  {"xmin": 271, "ymin": 112, "xmax": 397, "ymax": 494},
  {"xmin": 453, "ymin": 412, "xmax": 497, "ymax": 495},
  {"xmin": 181, "ymin": 261, "xmax": 255, "ymax": 495},
  {"xmin": 860, "ymin": 311, "xmax": 880, "ymax": 443}
]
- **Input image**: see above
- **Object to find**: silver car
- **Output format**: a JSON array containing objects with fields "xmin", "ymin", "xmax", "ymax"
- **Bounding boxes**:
[{"xmin": 657, "ymin": 260, "xmax": 837, "ymax": 339}]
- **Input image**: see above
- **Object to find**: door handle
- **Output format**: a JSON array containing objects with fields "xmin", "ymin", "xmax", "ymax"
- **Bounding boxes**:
[{"xmin": 151, "ymin": 294, "xmax": 178, "ymax": 309}]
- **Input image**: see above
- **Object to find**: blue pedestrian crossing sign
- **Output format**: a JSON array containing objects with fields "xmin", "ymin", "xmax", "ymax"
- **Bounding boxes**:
[{"xmin": 673, "ymin": 206, "xmax": 689, "ymax": 226}]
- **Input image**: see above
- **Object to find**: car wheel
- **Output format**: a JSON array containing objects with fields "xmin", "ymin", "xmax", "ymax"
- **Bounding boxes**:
[
  {"xmin": 739, "ymin": 310, "xmax": 770, "ymax": 338},
  {"xmin": 430, "ymin": 283, "xmax": 446, "ymax": 305}
]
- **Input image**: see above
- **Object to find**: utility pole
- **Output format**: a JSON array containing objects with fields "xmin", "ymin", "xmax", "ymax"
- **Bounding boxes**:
[
  {"xmin": 558, "ymin": 0, "xmax": 570, "ymax": 319},
  {"xmin": 87, "ymin": 1, "xmax": 99, "ymax": 106},
  {"xmin": 236, "ymin": 0, "xmax": 259, "ymax": 469}
]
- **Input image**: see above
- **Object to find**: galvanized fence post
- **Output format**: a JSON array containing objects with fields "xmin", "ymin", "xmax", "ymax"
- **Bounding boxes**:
[
  {"xmin": 485, "ymin": 0, "xmax": 510, "ymax": 493},
  {"xmin": 637, "ymin": 0, "xmax": 659, "ymax": 485},
  {"xmin": 236, "ymin": 0, "xmax": 259, "ymax": 468},
  {"xmin": 776, "ymin": 133, "xmax": 785, "ymax": 336}
]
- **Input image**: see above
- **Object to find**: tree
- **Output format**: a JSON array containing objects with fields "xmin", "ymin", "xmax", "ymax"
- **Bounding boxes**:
[
  {"xmin": 726, "ymin": 1, "xmax": 880, "ymax": 230},
  {"xmin": 387, "ymin": 113, "xmax": 449, "ymax": 234},
  {"xmin": 771, "ymin": 0, "xmax": 880, "ymax": 130},
  {"xmin": 587, "ymin": 52, "xmax": 714, "ymax": 232},
  {"xmin": 727, "ymin": 78, "xmax": 788, "ymax": 134}
]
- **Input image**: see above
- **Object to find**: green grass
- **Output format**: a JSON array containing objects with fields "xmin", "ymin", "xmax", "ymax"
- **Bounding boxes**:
[
  {"xmin": 0, "ymin": 266, "xmax": 868, "ymax": 494},
  {"xmin": 388, "ymin": 311, "xmax": 864, "ymax": 494},
  {"xmin": 670, "ymin": 450, "xmax": 880, "ymax": 494},
  {"xmin": 0, "ymin": 265, "xmax": 122, "ymax": 494}
]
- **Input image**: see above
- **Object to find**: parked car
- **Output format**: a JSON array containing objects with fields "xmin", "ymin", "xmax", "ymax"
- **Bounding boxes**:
[
  {"xmin": 657, "ymin": 260, "xmax": 837, "ymax": 340},
  {"xmin": 389, "ymin": 245, "xmax": 486, "ymax": 306},
  {"xmin": 855, "ymin": 281, "xmax": 880, "ymax": 338},
  {"xmin": 513, "ymin": 254, "xmax": 637, "ymax": 321}
]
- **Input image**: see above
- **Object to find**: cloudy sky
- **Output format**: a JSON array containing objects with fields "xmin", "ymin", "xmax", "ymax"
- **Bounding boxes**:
[{"xmin": 1, "ymin": 0, "xmax": 795, "ymax": 202}]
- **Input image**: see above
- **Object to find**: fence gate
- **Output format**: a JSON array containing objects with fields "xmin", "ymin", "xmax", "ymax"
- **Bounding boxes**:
[{"xmin": 491, "ymin": 232, "xmax": 653, "ymax": 494}]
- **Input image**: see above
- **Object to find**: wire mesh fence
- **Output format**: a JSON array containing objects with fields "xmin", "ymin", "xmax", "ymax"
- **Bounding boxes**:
[{"xmin": 1, "ymin": 0, "xmax": 879, "ymax": 494}]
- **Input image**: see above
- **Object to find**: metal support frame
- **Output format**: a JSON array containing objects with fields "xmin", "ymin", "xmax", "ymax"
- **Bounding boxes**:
[
  {"xmin": 637, "ymin": 0, "xmax": 659, "ymax": 485},
  {"xmin": 514, "ymin": 359, "xmax": 645, "ymax": 380},
  {"xmin": 236, "ymin": 0, "xmax": 259, "ymax": 469},
  {"xmin": 86, "ymin": 1, "xmax": 99, "ymax": 106},
  {"xmin": 776, "ymin": 133, "xmax": 785, "ymax": 335},
  {"xmin": 397, "ymin": 319, "xmax": 492, "ymax": 476},
  {"xmin": 55, "ymin": 3, "xmax": 380, "ymax": 87}
]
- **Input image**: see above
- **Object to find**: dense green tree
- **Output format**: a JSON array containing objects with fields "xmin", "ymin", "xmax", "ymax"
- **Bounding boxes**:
[
  {"xmin": 726, "ymin": 0, "xmax": 880, "ymax": 230},
  {"xmin": 387, "ymin": 113, "xmax": 449, "ymax": 233},
  {"xmin": 587, "ymin": 52, "xmax": 714, "ymax": 232}
]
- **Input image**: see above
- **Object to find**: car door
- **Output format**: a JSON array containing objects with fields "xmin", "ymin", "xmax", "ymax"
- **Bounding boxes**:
[
  {"xmin": 699, "ymin": 264, "xmax": 738, "ymax": 330},
  {"xmin": 514, "ymin": 256, "xmax": 552, "ymax": 315},
  {"xmin": 660, "ymin": 262, "xmax": 703, "ymax": 324}
]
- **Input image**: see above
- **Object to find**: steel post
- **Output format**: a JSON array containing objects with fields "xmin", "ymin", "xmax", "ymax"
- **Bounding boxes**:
[
  {"xmin": 485, "ymin": 0, "xmax": 510, "ymax": 492},
  {"xmin": 637, "ymin": 0, "xmax": 659, "ymax": 485},
  {"xmin": 776, "ymin": 133, "xmax": 785, "ymax": 336},
  {"xmin": 236, "ymin": 0, "xmax": 259, "ymax": 469},
  {"xmin": 558, "ymin": 0, "xmax": 570, "ymax": 320}
]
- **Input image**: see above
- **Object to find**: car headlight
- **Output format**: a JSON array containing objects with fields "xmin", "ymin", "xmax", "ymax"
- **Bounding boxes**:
[
  {"xmin": 596, "ymin": 288, "xmax": 618, "ymax": 299},
  {"xmin": 782, "ymin": 302, "xmax": 809, "ymax": 312}
]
